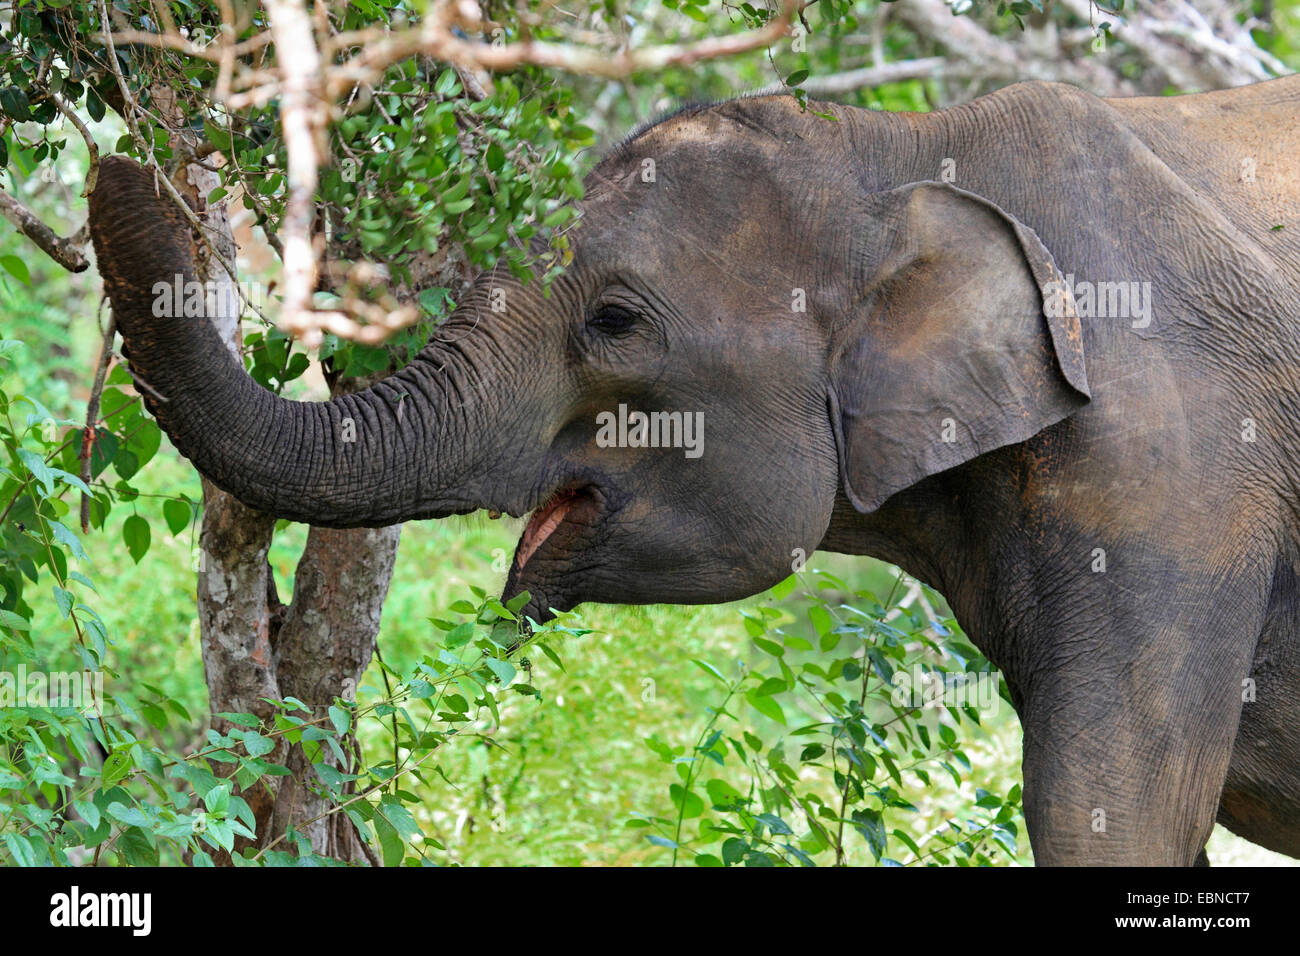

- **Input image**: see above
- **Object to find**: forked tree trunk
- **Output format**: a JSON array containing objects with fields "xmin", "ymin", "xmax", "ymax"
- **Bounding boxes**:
[{"xmin": 156, "ymin": 122, "xmax": 401, "ymax": 865}]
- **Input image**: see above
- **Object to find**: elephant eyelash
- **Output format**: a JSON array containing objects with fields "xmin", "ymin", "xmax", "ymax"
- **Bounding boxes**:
[{"xmin": 587, "ymin": 305, "xmax": 640, "ymax": 336}]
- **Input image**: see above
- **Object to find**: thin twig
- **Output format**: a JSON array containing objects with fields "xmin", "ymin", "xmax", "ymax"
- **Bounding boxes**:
[{"xmin": 80, "ymin": 313, "xmax": 116, "ymax": 533}]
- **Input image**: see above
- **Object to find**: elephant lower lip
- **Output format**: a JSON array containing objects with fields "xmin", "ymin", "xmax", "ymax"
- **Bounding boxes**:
[{"xmin": 516, "ymin": 486, "xmax": 595, "ymax": 569}]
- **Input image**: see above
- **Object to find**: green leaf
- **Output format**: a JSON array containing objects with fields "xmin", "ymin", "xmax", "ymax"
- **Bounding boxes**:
[
  {"xmin": 0, "ymin": 609, "xmax": 31, "ymax": 632},
  {"xmin": 378, "ymin": 795, "xmax": 419, "ymax": 838},
  {"xmin": 48, "ymin": 520, "xmax": 88, "ymax": 561},
  {"xmin": 444, "ymin": 621, "xmax": 474, "ymax": 649},
  {"xmin": 745, "ymin": 688, "xmax": 786, "ymax": 725},
  {"xmin": 329, "ymin": 705, "xmax": 351, "ymax": 736},
  {"xmin": 721, "ymin": 838, "xmax": 748, "ymax": 865},
  {"xmin": 852, "ymin": 809, "xmax": 888, "ymax": 860},
  {"xmin": 4, "ymin": 833, "xmax": 39, "ymax": 866},
  {"xmin": 163, "ymin": 497, "xmax": 192, "ymax": 535},
  {"xmin": 116, "ymin": 420, "xmax": 161, "ymax": 478},
  {"xmin": 87, "ymin": 429, "xmax": 120, "ymax": 479},
  {"xmin": 670, "ymin": 784, "xmax": 705, "ymax": 819},
  {"xmin": 17, "ymin": 449, "xmax": 53, "ymax": 495},
  {"xmin": 203, "ymin": 785, "xmax": 231, "ymax": 815},
  {"xmin": 0, "ymin": 87, "xmax": 32, "ymax": 122},
  {"xmin": 243, "ymin": 733, "xmax": 275, "ymax": 758},
  {"xmin": 755, "ymin": 812, "xmax": 793, "ymax": 836},
  {"xmin": 219, "ymin": 712, "xmax": 262, "ymax": 729},
  {"xmin": 122, "ymin": 514, "xmax": 151, "ymax": 563},
  {"xmin": 770, "ymin": 574, "xmax": 797, "ymax": 600},
  {"xmin": 483, "ymin": 598, "xmax": 516, "ymax": 621},
  {"xmin": 0, "ymin": 255, "xmax": 31, "ymax": 286},
  {"xmin": 86, "ymin": 88, "xmax": 106, "ymax": 123},
  {"xmin": 204, "ymin": 120, "xmax": 232, "ymax": 152},
  {"xmin": 101, "ymin": 751, "xmax": 132, "ymax": 787},
  {"xmin": 73, "ymin": 799, "xmax": 100, "ymax": 831},
  {"xmin": 692, "ymin": 659, "xmax": 727, "ymax": 683},
  {"xmin": 52, "ymin": 585, "xmax": 73, "ymax": 619},
  {"xmin": 471, "ymin": 231, "xmax": 505, "ymax": 251},
  {"xmin": 485, "ymin": 658, "xmax": 515, "ymax": 686},
  {"xmin": 808, "ymin": 605, "xmax": 833, "ymax": 636},
  {"xmin": 49, "ymin": 468, "xmax": 92, "ymax": 497},
  {"xmin": 107, "ymin": 802, "xmax": 151, "ymax": 827},
  {"xmin": 374, "ymin": 798, "xmax": 414, "ymax": 866},
  {"xmin": 117, "ymin": 826, "xmax": 159, "ymax": 866}
]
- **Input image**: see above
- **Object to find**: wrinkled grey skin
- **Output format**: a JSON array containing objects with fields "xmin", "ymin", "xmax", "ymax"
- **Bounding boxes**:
[{"xmin": 89, "ymin": 75, "xmax": 1300, "ymax": 866}]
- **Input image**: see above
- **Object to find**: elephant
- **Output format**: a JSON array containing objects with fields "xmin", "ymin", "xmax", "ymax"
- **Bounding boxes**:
[{"xmin": 87, "ymin": 73, "xmax": 1300, "ymax": 866}]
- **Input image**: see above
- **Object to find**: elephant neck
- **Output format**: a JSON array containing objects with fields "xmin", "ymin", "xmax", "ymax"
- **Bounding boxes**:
[{"xmin": 817, "ymin": 466, "xmax": 1027, "ymax": 675}]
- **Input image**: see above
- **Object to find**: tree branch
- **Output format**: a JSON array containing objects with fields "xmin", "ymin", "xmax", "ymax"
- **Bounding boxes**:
[
  {"xmin": 323, "ymin": 0, "xmax": 801, "ymax": 94},
  {"xmin": 755, "ymin": 56, "xmax": 985, "ymax": 96},
  {"xmin": 46, "ymin": 89, "xmax": 101, "ymax": 196},
  {"xmin": 0, "ymin": 187, "xmax": 89, "ymax": 272}
]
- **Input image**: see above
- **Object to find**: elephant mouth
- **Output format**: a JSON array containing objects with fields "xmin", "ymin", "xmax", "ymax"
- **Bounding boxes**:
[{"xmin": 514, "ymin": 483, "xmax": 607, "ymax": 571}]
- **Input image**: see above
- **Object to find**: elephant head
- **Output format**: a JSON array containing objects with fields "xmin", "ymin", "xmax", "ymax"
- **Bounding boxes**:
[{"xmin": 88, "ymin": 96, "xmax": 1088, "ymax": 624}]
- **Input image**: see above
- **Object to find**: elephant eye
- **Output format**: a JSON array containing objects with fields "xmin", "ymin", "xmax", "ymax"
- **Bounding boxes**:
[{"xmin": 587, "ymin": 305, "xmax": 639, "ymax": 336}]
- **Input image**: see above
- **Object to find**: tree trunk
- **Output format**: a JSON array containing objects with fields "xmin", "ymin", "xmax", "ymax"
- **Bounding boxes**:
[{"xmin": 158, "ymin": 112, "xmax": 402, "ymax": 866}]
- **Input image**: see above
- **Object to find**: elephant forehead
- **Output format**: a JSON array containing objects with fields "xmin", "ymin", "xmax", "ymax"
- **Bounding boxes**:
[
  {"xmin": 587, "ymin": 118, "xmax": 801, "ymax": 205},
  {"xmin": 576, "ymin": 170, "xmax": 818, "ymax": 280},
  {"xmin": 633, "ymin": 112, "xmax": 723, "ymax": 148}
]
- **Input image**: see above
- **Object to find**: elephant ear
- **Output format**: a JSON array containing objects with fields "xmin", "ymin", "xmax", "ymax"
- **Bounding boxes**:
[{"xmin": 828, "ymin": 181, "xmax": 1090, "ymax": 514}]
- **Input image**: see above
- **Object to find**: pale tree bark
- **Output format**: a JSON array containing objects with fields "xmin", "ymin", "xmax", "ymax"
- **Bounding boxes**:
[
  {"xmin": 130, "ymin": 89, "xmax": 404, "ymax": 866},
  {"xmin": 268, "ymin": 520, "xmax": 401, "ymax": 860}
]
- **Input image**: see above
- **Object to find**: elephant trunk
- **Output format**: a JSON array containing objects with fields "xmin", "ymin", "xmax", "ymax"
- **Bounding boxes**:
[{"xmin": 88, "ymin": 155, "xmax": 477, "ymax": 528}]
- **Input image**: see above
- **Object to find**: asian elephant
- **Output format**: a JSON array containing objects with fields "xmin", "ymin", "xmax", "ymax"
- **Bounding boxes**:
[{"xmin": 87, "ymin": 73, "xmax": 1300, "ymax": 866}]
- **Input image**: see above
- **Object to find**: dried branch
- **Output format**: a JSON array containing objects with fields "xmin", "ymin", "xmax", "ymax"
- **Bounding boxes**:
[
  {"xmin": 262, "ymin": 0, "xmax": 333, "ymax": 347},
  {"xmin": 322, "ymin": 0, "xmax": 801, "ymax": 96},
  {"xmin": 105, "ymin": 26, "xmax": 273, "ymax": 63},
  {"xmin": 755, "ymin": 56, "xmax": 984, "ymax": 96},
  {"xmin": 1060, "ymin": 0, "xmax": 1287, "ymax": 87},
  {"xmin": 895, "ymin": 0, "xmax": 1139, "ymax": 96}
]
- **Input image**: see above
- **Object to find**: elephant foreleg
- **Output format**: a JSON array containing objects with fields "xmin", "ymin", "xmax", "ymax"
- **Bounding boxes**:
[{"xmin": 1011, "ymin": 589, "xmax": 1266, "ymax": 865}]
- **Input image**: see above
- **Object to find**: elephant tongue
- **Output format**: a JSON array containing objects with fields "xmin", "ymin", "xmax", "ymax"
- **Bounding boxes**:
[{"xmin": 517, "ymin": 489, "xmax": 579, "ymax": 569}]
